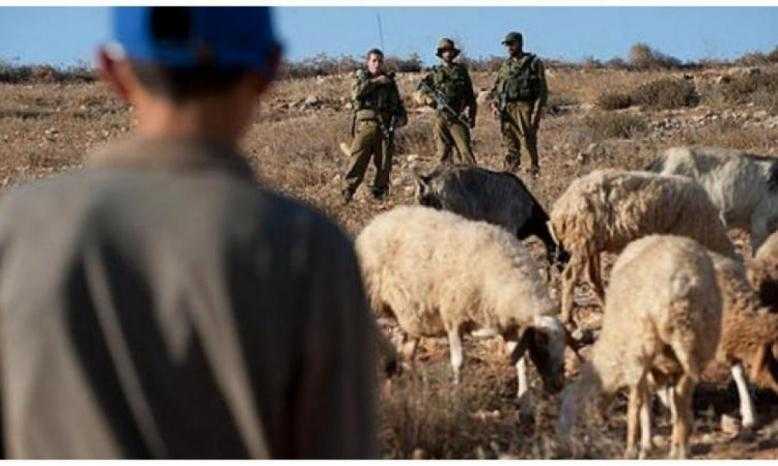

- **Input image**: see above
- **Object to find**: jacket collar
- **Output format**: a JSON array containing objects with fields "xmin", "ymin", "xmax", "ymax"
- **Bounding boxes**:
[{"xmin": 86, "ymin": 137, "xmax": 257, "ymax": 182}]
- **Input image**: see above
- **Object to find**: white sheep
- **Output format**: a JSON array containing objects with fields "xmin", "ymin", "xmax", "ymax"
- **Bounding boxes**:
[
  {"xmin": 558, "ymin": 235, "xmax": 723, "ymax": 459},
  {"xmin": 648, "ymin": 145, "xmax": 778, "ymax": 252},
  {"xmin": 549, "ymin": 169, "xmax": 735, "ymax": 325},
  {"xmin": 355, "ymin": 205, "xmax": 568, "ymax": 399}
]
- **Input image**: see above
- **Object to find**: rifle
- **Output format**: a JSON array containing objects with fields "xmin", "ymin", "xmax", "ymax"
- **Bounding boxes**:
[{"xmin": 418, "ymin": 81, "xmax": 471, "ymax": 127}]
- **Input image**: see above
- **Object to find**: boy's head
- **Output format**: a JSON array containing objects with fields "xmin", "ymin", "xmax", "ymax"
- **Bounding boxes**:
[{"xmin": 99, "ymin": 7, "xmax": 282, "ymax": 141}]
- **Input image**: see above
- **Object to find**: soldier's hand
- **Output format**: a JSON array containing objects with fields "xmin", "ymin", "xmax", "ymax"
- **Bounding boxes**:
[
  {"xmin": 373, "ymin": 75, "xmax": 391, "ymax": 85},
  {"xmin": 490, "ymin": 103, "xmax": 499, "ymax": 117}
]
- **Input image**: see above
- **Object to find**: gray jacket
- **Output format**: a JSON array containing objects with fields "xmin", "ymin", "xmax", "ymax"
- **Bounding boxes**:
[{"xmin": 0, "ymin": 138, "xmax": 377, "ymax": 459}]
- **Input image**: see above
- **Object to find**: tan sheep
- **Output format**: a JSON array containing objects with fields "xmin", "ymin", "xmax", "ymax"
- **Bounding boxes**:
[
  {"xmin": 747, "ymin": 230, "xmax": 778, "ymax": 308},
  {"xmin": 660, "ymin": 252, "xmax": 778, "ymax": 430},
  {"xmin": 548, "ymin": 169, "xmax": 735, "ymax": 325},
  {"xmin": 355, "ymin": 205, "xmax": 568, "ymax": 399},
  {"xmin": 558, "ymin": 235, "xmax": 723, "ymax": 459}
]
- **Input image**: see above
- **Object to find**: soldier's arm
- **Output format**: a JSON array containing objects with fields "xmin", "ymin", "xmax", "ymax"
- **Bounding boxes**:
[
  {"xmin": 393, "ymin": 82, "xmax": 408, "ymax": 127},
  {"xmin": 417, "ymin": 72, "xmax": 434, "ymax": 95},
  {"xmin": 532, "ymin": 59, "xmax": 549, "ymax": 127},
  {"xmin": 351, "ymin": 72, "xmax": 379, "ymax": 101},
  {"xmin": 292, "ymin": 219, "xmax": 377, "ymax": 458},
  {"xmin": 463, "ymin": 69, "xmax": 477, "ymax": 123}
]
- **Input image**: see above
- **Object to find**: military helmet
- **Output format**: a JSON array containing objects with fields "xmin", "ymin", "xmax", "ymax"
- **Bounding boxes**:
[
  {"xmin": 501, "ymin": 31, "xmax": 523, "ymax": 45},
  {"xmin": 435, "ymin": 37, "xmax": 460, "ymax": 58}
]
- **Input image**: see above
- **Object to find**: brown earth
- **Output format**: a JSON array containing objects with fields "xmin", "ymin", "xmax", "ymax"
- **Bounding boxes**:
[{"xmin": 1, "ymin": 64, "xmax": 778, "ymax": 458}]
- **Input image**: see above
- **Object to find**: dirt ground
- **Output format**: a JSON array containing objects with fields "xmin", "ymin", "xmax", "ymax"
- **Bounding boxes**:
[{"xmin": 1, "ymin": 64, "xmax": 778, "ymax": 458}]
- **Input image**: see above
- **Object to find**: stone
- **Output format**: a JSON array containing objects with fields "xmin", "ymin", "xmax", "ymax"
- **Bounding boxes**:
[
  {"xmin": 753, "ymin": 110, "xmax": 769, "ymax": 119},
  {"xmin": 411, "ymin": 448, "xmax": 427, "ymax": 459},
  {"xmin": 303, "ymin": 95, "xmax": 320, "ymax": 108},
  {"xmin": 721, "ymin": 414, "xmax": 740, "ymax": 435}
]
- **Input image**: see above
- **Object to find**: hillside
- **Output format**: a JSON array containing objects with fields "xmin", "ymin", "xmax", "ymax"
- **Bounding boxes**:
[{"xmin": 1, "ymin": 63, "xmax": 778, "ymax": 458}]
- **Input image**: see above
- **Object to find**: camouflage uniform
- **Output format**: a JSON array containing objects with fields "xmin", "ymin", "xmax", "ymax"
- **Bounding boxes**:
[
  {"xmin": 418, "ymin": 38, "xmax": 477, "ymax": 166},
  {"xmin": 344, "ymin": 69, "xmax": 407, "ymax": 201},
  {"xmin": 490, "ymin": 32, "xmax": 548, "ymax": 174}
]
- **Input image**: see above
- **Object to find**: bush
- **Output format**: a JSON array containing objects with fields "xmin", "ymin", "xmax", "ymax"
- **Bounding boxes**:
[
  {"xmin": 595, "ymin": 92, "xmax": 633, "ymax": 110},
  {"xmin": 710, "ymin": 71, "xmax": 778, "ymax": 114},
  {"xmin": 628, "ymin": 42, "xmax": 683, "ymax": 70},
  {"xmin": 0, "ymin": 61, "xmax": 94, "ymax": 84},
  {"xmin": 582, "ymin": 112, "xmax": 648, "ymax": 141},
  {"xmin": 631, "ymin": 78, "xmax": 698, "ymax": 110},
  {"xmin": 385, "ymin": 53, "xmax": 423, "ymax": 73}
]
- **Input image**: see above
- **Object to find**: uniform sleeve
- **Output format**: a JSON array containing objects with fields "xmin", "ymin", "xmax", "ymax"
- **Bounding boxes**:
[
  {"xmin": 392, "ymin": 82, "xmax": 408, "ymax": 127},
  {"xmin": 291, "ymin": 220, "xmax": 377, "ymax": 459},
  {"xmin": 351, "ymin": 74, "xmax": 377, "ymax": 102},
  {"xmin": 417, "ymin": 71, "xmax": 434, "ymax": 95},
  {"xmin": 488, "ymin": 66, "xmax": 502, "ymax": 103},
  {"xmin": 535, "ymin": 59, "xmax": 548, "ymax": 108},
  {"xmin": 463, "ymin": 68, "xmax": 477, "ymax": 117}
]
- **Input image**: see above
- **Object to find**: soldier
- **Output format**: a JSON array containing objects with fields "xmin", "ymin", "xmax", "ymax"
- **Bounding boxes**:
[
  {"xmin": 417, "ymin": 38, "xmax": 477, "ymax": 166},
  {"xmin": 0, "ymin": 7, "xmax": 377, "ymax": 458},
  {"xmin": 342, "ymin": 48, "xmax": 407, "ymax": 203},
  {"xmin": 489, "ymin": 31, "xmax": 548, "ymax": 177}
]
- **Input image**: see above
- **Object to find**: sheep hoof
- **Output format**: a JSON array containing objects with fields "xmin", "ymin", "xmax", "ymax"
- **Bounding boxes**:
[
  {"xmin": 624, "ymin": 447, "xmax": 638, "ymax": 459},
  {"xmin": 639, "ymin": 447, "xmax": 653, "ymax": 459}
]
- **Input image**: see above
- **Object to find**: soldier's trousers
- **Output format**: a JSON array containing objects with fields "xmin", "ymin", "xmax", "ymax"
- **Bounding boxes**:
[
  {"xmin": 344, "ymin": 119, "xmax": 392, "ymax": 195},
  {"xmin": 500, "ymin": 101, "xmax": 540, "ymax": 170},
  {"xmin": 433, "ymin": 113, "xmax": 476, "ymax": 166}
]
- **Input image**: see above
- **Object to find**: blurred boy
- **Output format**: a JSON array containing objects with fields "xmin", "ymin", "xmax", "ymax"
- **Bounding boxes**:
[{"xmin": 0, "ymin": 7, "xmax": 376, "ymax": 459}]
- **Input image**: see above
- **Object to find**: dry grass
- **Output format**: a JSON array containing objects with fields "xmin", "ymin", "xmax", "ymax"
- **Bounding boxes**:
[
  {"xmin": 2, "ymin": 65, "xmax": 778, "ymax": 458},
  {"xmin": 631, "ymin": 77, "xmax": 699, "ymax": 110}
]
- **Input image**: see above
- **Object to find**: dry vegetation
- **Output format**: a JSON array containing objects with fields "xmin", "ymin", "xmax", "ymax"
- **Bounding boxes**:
[{"xmin": 2, "ymin": 49, "xmax": 778, "ymax": 458}]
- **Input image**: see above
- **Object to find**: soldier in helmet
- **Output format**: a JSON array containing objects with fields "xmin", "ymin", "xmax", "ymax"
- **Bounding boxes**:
[
  {"xmin": 489, "ymin": 31, "xmax": 548, "ymax": 176},
  {"xmin": 417, "ymin": 38, "xmax": 477, "ymax": 166},
  {"xmin": 342, "ymin": 48, "xmax": 407, "ymax": 203}
]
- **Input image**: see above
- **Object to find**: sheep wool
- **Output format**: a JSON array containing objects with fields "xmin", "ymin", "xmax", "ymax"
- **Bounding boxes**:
[
  {"xmin": 549, "ymin": 169, "xmax": 735, "ymax": 324},
  {"xmin": 558, "ymin": 235, "xmax": 722, "ymax": 459}
]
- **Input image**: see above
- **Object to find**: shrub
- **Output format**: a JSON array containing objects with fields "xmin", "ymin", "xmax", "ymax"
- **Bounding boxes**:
[
  {"xmin": 631, "ymin": 78, "xmax": 698, "ymax": 110},
  {"xmin": 628, "ymin": 42, "xmax": 683, "ymax": 70},
  {"xmin": 582, "ymin": 112, "xmax": 648, "ymax": 141},
  {"xmin": 595, "ymin": 92, "xmax": 633, "ymax": 111}
]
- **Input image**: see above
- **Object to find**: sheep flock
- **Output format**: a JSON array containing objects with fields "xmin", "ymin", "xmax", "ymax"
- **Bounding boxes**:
[{"xmin": 356, "ymin": 145, "xmax": 778, "ymax": 459}]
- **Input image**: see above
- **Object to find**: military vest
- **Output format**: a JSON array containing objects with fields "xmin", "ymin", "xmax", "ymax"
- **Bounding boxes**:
[
  {"xmin": 499, "ymin": 54, "xmax": 541, "ymax": 102},
  {"xmin": 429, "ymin": 64, "xmax": 471, "ymax": 109},
  {"xmin": 355, "ymin": 71, "xmax": 398, "ymax": 113}
]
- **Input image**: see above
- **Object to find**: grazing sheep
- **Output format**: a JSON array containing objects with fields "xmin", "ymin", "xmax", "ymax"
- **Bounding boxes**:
[
  {"xmin": 549, "ymin": 169, "xmax": 736, "ymax": 325},
  {"xmin": 355, "ymin": 205, "xmax": 568, "ymax": 398},
  {"xmin": 647, "ymin": 145, "xmax": 778, "ymax": 251},
  {"xmin": 658, "ymin": 252, "xmax": 778, "ymax": 430},
  {"xmin": 558, "ymin": 235, "xmax": 723, "ymax": 459},
  {"xmin": 748, "ymin": 231, "xmax": 778, "ymax": 308},
  {"xmin": 412, "ymin": 164, "xmax": 569, "ymax": 267}
]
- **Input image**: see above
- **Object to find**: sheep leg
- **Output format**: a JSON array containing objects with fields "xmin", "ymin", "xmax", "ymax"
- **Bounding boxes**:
[
  {"xmin": 750, "ymin": 215, "xmax": 770, "ymax": 254},
  {"xmin": 517, "ymin": 356, "xmax": 529, "ymax": 399},
  {"xmin": 639, "ymin": 391, "xmax": 654, "ymax": 459},
  {"xmin": 561, "ymin": 257, "xmax": 585, "ymax": 325},
  {"xmin": 447, "ymin": 326, "xmax": 464, "ymax": 385},
  {"xmin": 625, "ymin": 382, "xmax": 644, "ymax": 459},
  {"xmin": 401, "ymin": 336, "xmax": 419, "ymax": 372},
  {"xmin": 732, "ymin": 363, "xmax": 757, "ymax": 429},
  {"xmin": 669, "ymin": 375, "xmax": 694, "ymax": 459},
  {"xmin": 586, "ymin": 253, "xmax": 606, "ymax": 305}
]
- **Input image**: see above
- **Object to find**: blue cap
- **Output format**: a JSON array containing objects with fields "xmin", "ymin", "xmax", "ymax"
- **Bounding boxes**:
[{"xmin": 111, "ymin": 7, "xmax": 280, "ymax": 74}]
